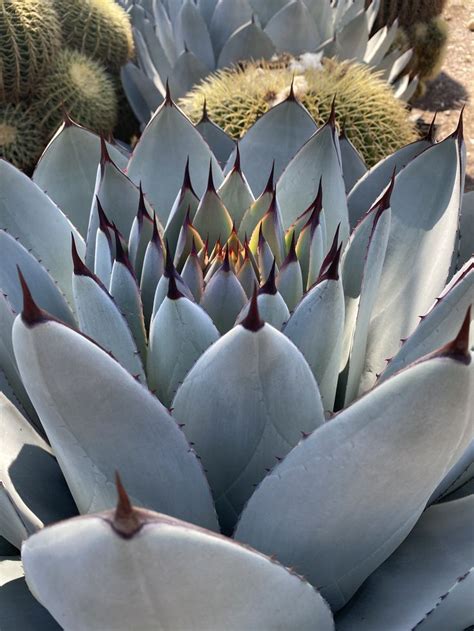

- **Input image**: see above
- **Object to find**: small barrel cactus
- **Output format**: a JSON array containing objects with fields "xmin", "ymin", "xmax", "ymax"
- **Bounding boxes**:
[
  {"xmin": 181, "ymin": 57, "xmax": 417, "ymax": 167},
  {"xmin": 34, "ymin": 49, "xmax": 118, "ymax": 138},
  {"xmin": 0, "ymin": 103, "xmax": 45, "ymax": 170},
  {"xmin": 0, "ymin": 0, "xmax": 62, "ymax": 102},
  {"xmin": 52, "ymin": 0, "xmax": 134, "ymax": 71},
  {"xmin": 376, "ymin": 0, "xmax": 448, "ymax": 28}
]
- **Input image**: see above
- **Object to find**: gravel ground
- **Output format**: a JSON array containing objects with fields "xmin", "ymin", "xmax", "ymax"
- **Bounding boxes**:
[{"xmin": 410, "ymin": 0, "xmax": 474, "ymax": 190}]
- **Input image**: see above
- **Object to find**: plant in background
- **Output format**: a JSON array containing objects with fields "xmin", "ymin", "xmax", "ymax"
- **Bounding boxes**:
[
  {"xmin": 52, "ymin": 0, "xmax": 135, "ymax": 71},
  {"xmin": 376, "ymin": 0, "xmax": 449, "ymax": 96},
  {"xmin": 118, "ymin": 0, "xmax": 417, "ymax": 126},
  {"xmin": 181, "ymin": 57, "xmax": 417, "ymax": 167},
  {"xmin": 0, "ymin": 93, "xmax": 472, "ymax": 628},
  {"xmin": 0, "ymin": 0, "xmax": 134, "ymax": 171}
]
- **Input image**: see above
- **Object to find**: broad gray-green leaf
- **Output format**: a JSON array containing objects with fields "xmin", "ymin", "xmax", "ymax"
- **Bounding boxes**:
[
  {"xmin": 193, "ymin": 174, "xmax": 233, "ymax": 251},
  {"xmin": 230, "ymin": 99, "xmax": 317, "ymax": 196},
  {"xmin": 284, "ymin": 262, "xmax": 345, "ymax": 411},
  {"xmin": 22, "ymin": 506, "xmax": 334, "ymax": 631},
  {"xmin": 0, "ymin": 395, "xmax": 76, "ymax": 549},
  {"xmin": 335, "ymin": 10, "xmax": 368, "ymax": 61},
  {"xmin": 209, "ymin": 0, "xmax": 252, "ymax": 56},
  {"xmin": 276, "ymin": 240, "xmax": 304, "ymax": 312},
  {"xmin": 127, "ymin": 96, "xmax": 223, "ymax": 225},
  {"xmin": 12, "ymin": 295, "xmax": 217, "ymax": 531},
  {"xmin": 235, "ymin": 341, "xmax": 473, "ymax": 611},
  {"xmin": 339, "ymin": 131, "xmax": 367, "ymax": 194},
  {"xmin": 176, "ymin": 0, "xmax": 215, "ymax": 70},
  {"xmin": 171, "ymin": 51, "xmax": 211, "ymax": 99},
  {"xmin": 72, "ymin": 246, "xmax": 146, "ymax": 382},
  {"xmin": 236, "ymin": 280, "xmax": 290, "ymax": 330},
  {"xmin": 148, "ymin": 282, "xmax": 219, "ymax": 406},
  {"xmin": 248, "ymin": 0, "xmax": 287, "ymax": 27},
  {"xmin": 196, "ymin": 116, "xmax": 235, "ymax": 166},
  {"xmin": 0, "ymin": 558, "xmax": 59, "ymax": 630},
  {"xmin": 164, "ymin": 160, "xmax": 201, "ymax": 255},
  {"xmin": 121, "ymin": 63, "xmax": 163, "ymax": 125},
  {"xmin": 458, "ymin": 190, "xmax": 474, "ymax": 271},
  {"xmin": 276, "ymin": 120, "xmax": 349, "ymax": 246},
  {"xmin": 86, "ymin": 149, "xmax": 154, "ymax": 267},
  {"xmin": 347, "ymin": 136, "xmax": 432, "ymax": 226},
  {"xmin": 217, "ymin": 156, "xmax": 255, "ymax": 229},
  {"xmin": 173, "ymin": 306, "xmax": 325, "ymax": 532},
  {"xmin": 344, "ymin": 203, "xmax": 391, "ymax": 405},
  {"xmin": 33, "ymin": 122, "xmax": 127, "ymax": 238},
  {"xmin": 0, "ymin": 160, "xmax": 85, "ymax": 310},
  {"xmin": 200, "ymin": 257, "xmax": 247, "ymax": 334},
  {"xmin": 217, "ymin": 21, "xmax": 275, "ymax": 68},
  {"xmin": 264, "ymin": 1, "xmax": 320, "ymax": 55},
  {"xmin": 381, "ymin": 259, "xmax": 474, "ymax": 381},
  {"xmin": 336, "ymin": 497, "xmax": 474, "ymax": 630},
  {"xmin": 109, "ymin": 261, "xmax": 147, "ymax": 362},
  {"xmin": 140, "ymin": 225, "xmax": 165, "ymax": 325},
  {"xmin": 359, "ymin": 132, "xmax": 464, "ymax": 393}
]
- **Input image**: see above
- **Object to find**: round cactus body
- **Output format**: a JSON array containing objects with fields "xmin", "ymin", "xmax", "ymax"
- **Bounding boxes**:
[
  {"xmin": 0, "ymin": 0, "xmax": 62, "ymax": 102},
  {"xmin": 35, "ymin": 49, "xmax": 118, "ymax": 138},
  {"xmin": 181, "ymin": 58, "xmax": 417, "ymax": 167},
  {"xmin": 0, "ymin": 102, "xmax": 45, "ymax": 170},
  {"xmin": 52, "ymin": 0, "xmax": 134, "ymax": 71}
]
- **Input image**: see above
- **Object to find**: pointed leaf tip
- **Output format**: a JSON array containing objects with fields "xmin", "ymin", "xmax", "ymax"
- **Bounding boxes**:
[
  {"xmin": 165, "ymin": 79, "xmax": 173, "ymax": 106},
  {"xmin": 327, "ymin": 96, "xmax": 337, "ymax": 129},
  {"xmin": 222, "ymin": 246, "xmax": 231, "ymax": 272},
  {"xmin": 241, "ymin": 283, "xmax": 264, "ymax": 332},
  {"xmin": 181, "ymin": 157, "xmax": 196, "ymax": 196},
  {"xmin": 373, "ymin": 169, "xmax": 395, "ymax": 226},
  {"xmin": 113, "ymin": 473, "xmax": 143, "ymax": 538},
  {"xmin": 17, "ymin": 266, "xmax": 47, "ymax": 326},
  {"xmin": 259, "ymin": 259, "xmax": 277, "ymax": 295},
  {"xmin": 96, "ymin": 197, "xmax": 112, "ymax": 233},
  {"xmin": 317, "ymin": 241, "xmax": 341, "ymax": 283},
  {"xmin": 433, "ymin": 306, "xmax": 472, "ymax": 364},
  {"xmin": 287, "ymin": 76, "xmax": 297, "ymax": 102},
  {"xmin": 426, "ymin": 111, "xmax": 438, "ymax": 142},
  {"xmin": 137, "ymin": 183, "xmax": 147, "ymax": 221},
  {"xmin": 263, "ymin": 161, "xmax": 275, "ymax": 194},
  {"xmin": 63, "ymin": 110, "xmax": 76, "ymax": 128},
  {"xmin": 451, "ymin": 105, "xmax": 465, "ymax": 140},
  {"xmin": 100, "ymin": 136, "xmax": 112, "ymax": 165},
  {"xmin": 233, "ymin": 143, "xmax": 241, "ymax": 172},
  {"xmin": 207, "ymin": 160, "xmax": 216, "ymax": 193},
  {"xmin": 71, "ymin": 234, "xmax": 92, "ymax": 277},
  {"xmin": 282, "ymin": 231, "xmax": 298, "ymax": 267},
  {"xmin": 167, "ymin": 270, "xmax": 184, "ymax": 301},
  {"xmin": 201, "ymin": 98, "xmax": 209, "ymax": 122}
]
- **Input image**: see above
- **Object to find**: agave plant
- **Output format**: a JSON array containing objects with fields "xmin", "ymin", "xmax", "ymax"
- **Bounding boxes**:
[
  {"xmin": 118, "ymin": 0, "xmax": 418, "ymax": 125},
  {"xmin": 0, "ymin": 93, "xmax": 473, "ymax": 629}
]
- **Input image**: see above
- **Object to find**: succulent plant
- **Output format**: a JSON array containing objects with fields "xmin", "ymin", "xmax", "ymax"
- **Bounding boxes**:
[
  {"xmin": 118, "ymin": 0, "xmax": 418, "ymax": 125},
  {"xmin": 376, "ymin": 0, "xmax": 448, "ymax": 30},
  {"xmin": 52, "ymin": 0, "xmax": 134, "ymax": 71},
  {"xmin": 34, "ymin": 49, "xmax": 118, "ymax": 138},
  {"xmin": 0, "ymin": 103, "xmax": 45, "ymax": 171},
  {"xmin": 0, "ymin": 0, "xmax": 63, "ymax": 102},
  {"xmin": 0, "ymin": 94, "xmax": 473, "ymax": 629},
  {"xmin": 181, "ymin": 57, "xmax": 417, "ymax": 167}
]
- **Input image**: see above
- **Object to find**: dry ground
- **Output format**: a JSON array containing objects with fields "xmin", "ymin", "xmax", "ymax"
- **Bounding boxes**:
[{"xmin": 410, "ymin": 0, "xmax": 474, "ymax": 190}]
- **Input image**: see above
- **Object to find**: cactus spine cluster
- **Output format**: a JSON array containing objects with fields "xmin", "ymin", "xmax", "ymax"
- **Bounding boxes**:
[
  {"xmin": 52, "ymin": 0, "xmax": 135, "ymax": 71},
  {"xmin": 181, "ymin": 58, "xmax": 417, "ymax": 167},
  {"xmin": 0, "ymin": 0, "xmax": 133, "ymax": 171}
]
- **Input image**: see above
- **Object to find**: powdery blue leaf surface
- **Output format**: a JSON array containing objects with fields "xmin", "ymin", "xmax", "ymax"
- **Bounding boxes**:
[
  {"xmin": 235, "ymin": 339, "xmax": 473, "ymax": 611},
  {"xmin": 12, "ymin": 288, "xmax": 218, "ymax": 532},
  {"xmin": 217, "ymin": 21, "xmax": 275, "ymax": 68}
]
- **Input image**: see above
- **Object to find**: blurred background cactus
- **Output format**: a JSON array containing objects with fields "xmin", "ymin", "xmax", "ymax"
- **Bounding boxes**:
[
  {"xmin": 375, "ymin": 0, "xmax": 449, "ymax": 97},
  {"xmin": 181, "ymin": 57, "xmax": 417, "ymax": 167},
  {"xmin": 0, "ymin": 0, "xmax": 136, "ymax": 172}
]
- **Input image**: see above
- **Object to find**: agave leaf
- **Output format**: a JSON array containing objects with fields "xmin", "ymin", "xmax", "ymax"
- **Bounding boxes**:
[
  {"xmin": 12, "ymin": 289, "xmax": 218, "ymax": 531},
  {"xmin": 248, "ymin": 0, "xmax": 288, "ymax": 27},
  {"xmin": 335, "ymin": 10, "xmax": 368, "ymax": 61},
  {"xmin": 264, "ymin": 1, "xmax": 320, "ymax": 55},
  {"xmin": 359, "ymin": 131, "xmax": 464, "ymax": 393},
  {"xmin": 347, "ymin": 137, "xmax": 432, "ymax": 226},
  {"xmin": 171, "ymin": 51, "xmax": 211, "ymax": 99},
  {"xmin": 128, "ymin": 196, "xmax": 155, "ymax": 280},
  {"xmin": 200, "ymin": 256, "xmax": 247, "ymax": 334},
  {"xmin": 164, "ymin": 161, "xmax": 201, "ymax": 255},
  {"xmin": 217, "ymin": 21, "xmax": 275, "ymax": 68},
  {"xmin": 0, "ymin": 161, "xmax": 85, "ymax": 310},
  {"xmin": 0, "ymin": 395, "xmax": 76, "ymax": 549},
  {"xmin": 148, "ymin": 280, "xmax": 219, "ymax": 406},
  {"xmin": 133, "ymin": 26, "xmax": 167, "ymax": 96},
  {"xmin": 431, "ymin": 441, "xmax": 474, "ymax": 504},
  {"xmin": 336, "ymin": 497, "xmax": 474, "ymax": 630},
  {"xmin": 236, "ymin": 267, "xmax": 290, "ymax": 330},
  {"xmin": 339, "ymin": 131, "xmax": 367, "ymax": 194},
  {"xmin": 197, "ymin": 0, "xmax": 218, "ymax": 25},
  {"xmin": 120, "ymin": 63, "xmax": 163, "ymax": 125},
  {"xmin": 217, "ymin": 154, "xmax": 255, "ymax": 229},
  {"xmin": 0, "ymin": 558, "xmax": 59, "ymax": 630},
  {"xmin": 72, "ymin": 246, "xmax": 146, "ymax": 382},
  {"xmin": 176, "ymin": 0, "xmax": 215, "ymax": 71},
  {"xmin": 33, "ymin": 122, "xmax": 128, "ymax": 238},
  {"xmin": 228, "ymin": 99, "xmax": 317, "ymax": 197},
  {"xmin": 173, "ymin": 298, "xmax": 325, "ymax": 532},
  {"xmin": 128, "ymin": 98, "xmax": 223, "ymax": 225},
  {"xmin": 237, "ymin": 252, "xmax": 259, "ymax": 297},
  {"xmin": 284, "ymin": 251, "xmax": 345, "ymax": 411},
  {"xmin": 458, "ymin": 191, "xmax": 474, "ymax": 271},
  {"xmin": 153, "ymin": 0, "xmax": 180, "ymax": 64},
  {"xmin": 140, "ymin": 225, "xmax": 165, "ymax": 324},
  {"xmin": 343, "ymin": 200, "xmax": 392, "ymax": 405},
  {"xmin": 181, "ymin": 249, "xmax": 205, "ymax": 302},
  {"xmin": 86, "ymin": 148, "xmax": 154, "ymax": 267},
  {"xmin": 381, "ymin": 259, "xmax": 474, "ymax": 381},
  {"xmin": 22, "ymin": 501, "xmax": 334, "ymax": 631},
  {"xmin": 235, "ymin": 333, "xmax": 473, "ymax": 611},
  {"xmin": 209, "ymin": 0, "xmax": 252, "ymax": 56},
  {"xmin": 364, "ymin": 21, "xmax": 398, "ymax": 67},
  {"xmin": 238, "ymin": 171, "xmax": 275, "ymax": 241},
  {"xmin": 196, "ymin": 117, "xmax": 235, "ymax": 167},
  {"xmin": 93, "ymin": 226, "xmax": 113, "ymax": 288},
  {"xmin": 193, "ymin": 172, "xmax": 233, "ymax": 251},
  {"xmin": 276, "ymin": 119, "xmax": 349, "ymax": 247},
  {"xmin": 276, "ymin": 237, "xmax": 304, "ymax": 312}
]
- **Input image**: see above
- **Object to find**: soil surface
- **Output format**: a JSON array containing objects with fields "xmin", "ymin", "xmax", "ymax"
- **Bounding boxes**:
[{"xmin": 410, "ymin": 0, "xmax": 474, "ymax": 190}]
